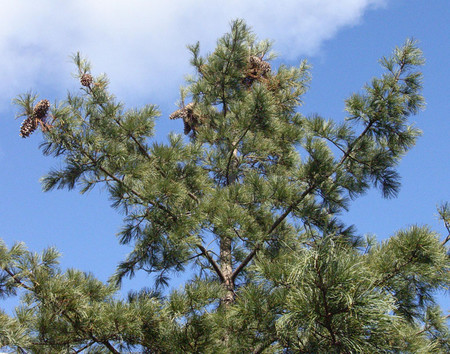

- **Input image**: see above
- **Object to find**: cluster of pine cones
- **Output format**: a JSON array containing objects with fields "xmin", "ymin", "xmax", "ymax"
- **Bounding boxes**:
[
  {"xmin": 19, "ymin": 74, "xmax": 93, "ymax": 138},
  {"xmin": 19, "ymin": 99, "xmax": 51, "ymax": 138},
  {"xmin": 245, "ymin": 55, "xmax": 271, "ymax": 83}
]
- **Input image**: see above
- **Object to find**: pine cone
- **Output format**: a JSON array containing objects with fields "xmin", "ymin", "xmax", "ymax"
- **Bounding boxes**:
[
  {"xmin": 247, "ymin": 56, "xmax": 271, "ymax": 78},
  {"xmin": 183, "ymin": 120, "xmax": 192, "ymax": 135},
  {"xmin": 19, "ymin": 116, "xmax": 38, "ymax": 138},
  {"xmin": 169, "ymin": 103, "xmax": 203, "ymax": 135},
  {"xmin": 249, "ymin": 55, "xmax": 261, "ymax": 66},
  {"xmin": 33, "ymin": 99, "xmax": 50, "ymax": 120},
  {"xmin": 80, "ymin": 73, "xmax": 93, "ymax": 87},
  {"xmin": 259, "ymin": 60, "xmax": 271, "ymax": 77},
  {"xmin": 169, "ymin": 102, "xmax": 195, "ymax": 120},
  {"xmin": 169, "ymin": 107, "xmax": 183, "ymax": 120}
]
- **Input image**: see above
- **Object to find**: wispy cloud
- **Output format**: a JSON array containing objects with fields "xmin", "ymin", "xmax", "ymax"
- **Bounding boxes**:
[{"xmin": 1, "ymin": 0, "xmax": 386, "ymax": 106}]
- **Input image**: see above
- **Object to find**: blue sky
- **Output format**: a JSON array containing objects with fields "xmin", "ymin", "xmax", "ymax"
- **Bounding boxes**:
[{"xmin": 1, "ymin": 0, "xmax": 449, "ymax": 312}]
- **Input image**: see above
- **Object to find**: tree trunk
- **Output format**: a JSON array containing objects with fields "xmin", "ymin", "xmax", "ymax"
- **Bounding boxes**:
[
  {"xmin": 220, "ymin": 235, "xmax": 234, "ymax": 305},
  {"xmin": 220, "ymin": 141, "xmax": 239, "ymax": 305},
  {"xmin": 219, "ymin": 235, "xmax": 234, "ymax": 350}
]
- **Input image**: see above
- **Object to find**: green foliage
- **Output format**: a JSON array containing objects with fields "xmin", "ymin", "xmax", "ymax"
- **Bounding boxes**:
[{"xmin": 3, "ymin": 20, "xmax": 449, "ymax": 352}]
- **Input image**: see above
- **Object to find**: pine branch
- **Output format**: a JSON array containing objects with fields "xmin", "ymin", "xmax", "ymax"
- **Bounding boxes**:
[
  {"xmin": 3, "ymin": 267, "xmax": 32, "ymax": 291},
  {"xmin": 92, "ymin": 335, "xmax": 119, "ymax": 354},
  {"xmin": 91, "ymin": 154, "xmax": 177, "ymax": 220},
  {"xmin": 85, "ymin": 85, "xmax": 152, "ymax": 160},
  {"xmin": 441, "ymin": 220, "xmax": 450, "ymax": 246},
  {"xmin": 74, "ymin": 341, "xmax": 95, "ymax": 353},
  {"xmin": 197, "ymin": 244, "xmax": 225, "ymax": 282},
  {"xmin": 56, "ymin": 119, "xmax": 178, "ymax": 220},
  {"xmin": 2, "ymin": 266, "xmax": 120, "ymax": 353},
  {"xmin": 89, "ymin": 86, "xmax": 200, "ymax": 204},
  {"xmin": 374, "ymin": 249, "xmax": 418, "ymax": 287},
  {"xmin": 314, "ymin": 255, "xmax": 339, "ymax": 347},
  {"xmin": 53, "ymin": 301, "xmax": 119, "ymax": 354},
  {"xmin": 232, "ymin": 58, "xmax": 414, "ymax": 278},
  {"xmin": 231, "ymin": 186, "xmax": 313, "ymax": 281},
  {"xmin": 231, "ymin": 243, "xmax": 260, "ymax": 282},
  {"xmin": 252, "ymin": 337, "xmax": 278, "ymax": 354},
  {"xmin": 415, "ymin": 314, "xmax": 450, "ymax": 336},
  {"xmin": 17, "ymin": 346, "xmax": 27, "ymax": 354},
  {"xmin": 224, "ymin": 97, "xmax": 265, "ymax": 185},
  {"xmin": 225, "ymin": 123, "xmax": 251, "ymax": 185},
  {"xmin": 231, "ymin": 123, "xmax": 370, "ymax": 280},
  {"xmin": 322, "ymin": 132, "xmax": 373, "ymax": 169}
]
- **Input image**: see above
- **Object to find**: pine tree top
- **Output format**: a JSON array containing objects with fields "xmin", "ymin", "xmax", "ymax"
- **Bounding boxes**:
[{"xmin": 3, "ymin": 20, "xmax": 449, "ymax": 353}]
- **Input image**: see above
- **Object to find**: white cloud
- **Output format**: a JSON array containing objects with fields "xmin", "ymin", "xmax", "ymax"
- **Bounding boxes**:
[{"xmin": 0, "ymin": 0, "xmax": 386, "ymax": 107}]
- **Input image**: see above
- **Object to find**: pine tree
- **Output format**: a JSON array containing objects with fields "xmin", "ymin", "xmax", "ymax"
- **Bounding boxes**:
[{"xmin": 2, "ymin": 20, "xmax": 449, "ymax": 353}]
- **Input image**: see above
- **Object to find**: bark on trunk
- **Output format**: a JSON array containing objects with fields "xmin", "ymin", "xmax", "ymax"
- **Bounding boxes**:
[
  {"xmin": 220, "ymin": 235, "xmax": 234, "ymax": 305},
  {"xmin": 218, "ymin": 139, "xmax": 239, "ymax": 348},
  {"xmin": 219, "ymin": 235, "xmax": 234, "ymax": 350},
  {"xmin": 221, "ymin": 141, "xmax": 239, "ymax": 305}
]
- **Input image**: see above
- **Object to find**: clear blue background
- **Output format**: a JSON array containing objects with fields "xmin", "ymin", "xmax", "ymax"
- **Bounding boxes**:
[{"xmin": 1, "ymin": 0, "xmax": 448, "ymax": 313}]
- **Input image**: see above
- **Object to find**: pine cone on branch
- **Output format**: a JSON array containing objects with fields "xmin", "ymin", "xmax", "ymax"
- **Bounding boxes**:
[
  {"xmin": 169, "ymin": 102, "xmax": 195, "ymax": 120},
  {"xmin": 19, "ymin": 99, "xmax": 51, "ymax": 138},
  {"xmin": 170, "ymin": 103, "xmax": 204, "ymax": 135},
  {"xmin": 80, "ymin": 73, "xmax": 93, "ymax": 87},
  {"xmin": 183, "ymin": 120, "xmax": 192, "ymax": 135},
  {"xmin": 19, "ymin": 116, "xmax": 38, "ymax": 138},
  {"xmin": 243, "ymin": 55, "xmax": 271, "ymax": 87},
  {"xmin": 33, "ymin": 99, "xmax": 50, "ymax": 120}
]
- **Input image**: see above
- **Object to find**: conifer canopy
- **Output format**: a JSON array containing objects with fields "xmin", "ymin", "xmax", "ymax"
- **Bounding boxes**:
[{"xmin": 3, "ymin": 20, "xmax": 449, "ymax": 353}]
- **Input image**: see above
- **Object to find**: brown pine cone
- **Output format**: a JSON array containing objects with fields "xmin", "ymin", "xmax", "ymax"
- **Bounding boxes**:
[
  {"xmin": 19, "ymin": 117, "xmax": 38, "ymax": 138},
  {"xmin": 183, "ymin": 120, "xmax": 192, "ymax": 135},
  {"xmin": 33, "ymin": 99, "xmax": 50, "ymax": 120},
  {"xmin": 169, "ymin": 102, "xmax": 195, "ymax": 120},
  {"xmin": 80, "ymin": 73, "xmax": 93, "ymax": 87},
  {"xmin": 248, "ymin": 56, "xmax": 271, "ymax": 78}
]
